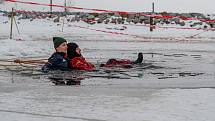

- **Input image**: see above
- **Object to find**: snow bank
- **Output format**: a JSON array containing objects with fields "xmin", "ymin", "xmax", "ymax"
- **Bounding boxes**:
[
  {"xmin": 1, "ymin": 16, "xmax": 215, "ymax": 42},
  {"xmin": 0, "ymin": 85, "xmax": 215, "ymax": 121}
]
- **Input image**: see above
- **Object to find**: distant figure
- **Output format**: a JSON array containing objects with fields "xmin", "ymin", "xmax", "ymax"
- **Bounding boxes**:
[
  {"xmin": 67, "ymin": 42, "xmax": 143, "ymax": 71},
  {"xmin": 42, "ymin": 37, "xmax": 69, "ymax": 72}
]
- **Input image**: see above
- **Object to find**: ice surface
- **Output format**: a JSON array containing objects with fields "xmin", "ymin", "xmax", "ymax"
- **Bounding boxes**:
[{"xmin": 0, "ymin": 16, "xmax": 215, "ymax": 121}]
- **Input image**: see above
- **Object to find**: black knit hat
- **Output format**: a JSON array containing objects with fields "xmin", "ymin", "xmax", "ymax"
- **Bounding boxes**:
[
  {"xmin": 53, "ymin": 37, "xmax": 67, "ymax": 48},
  {"xmin": 67, "ymin": 42, "xmax": 81, "ymax": 59}
]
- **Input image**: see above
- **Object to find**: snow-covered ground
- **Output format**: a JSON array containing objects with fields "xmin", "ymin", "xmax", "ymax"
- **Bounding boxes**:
[
  {"xmin": 0, "ymin": 83, "xmax": 215, "ymax": 121},
  {"xmin": 0, "ymin": 16, "xmax": 215, "ymax": 121},
  {"xmin": 1, "ymin": 18, "xmax": 215, "ymax": 44}
]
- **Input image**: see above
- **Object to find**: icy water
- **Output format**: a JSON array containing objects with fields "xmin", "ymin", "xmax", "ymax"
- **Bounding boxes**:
[
  {"xmin": 1, "ymin": 42, "xmax": 215, "ymax": 89},
  {"xmin": 0, "ymin": 40, "xmax": 215, "ymax": 121}
]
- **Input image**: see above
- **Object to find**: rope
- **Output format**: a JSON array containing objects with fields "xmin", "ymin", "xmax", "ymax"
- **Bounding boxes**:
[
  {"xmin": 5, "ymin": 0, "xmax": 215, "ymax": 23},
  {"xmin": 14, "ymin": 59, "xmax": 47, "ymax": 64},
  {"xmin": 0, "ymin": 59, "xmax": 47, "ymax": 69},
  {"xmin": 13, "ymin": 16, "xmax": 20, "ymax": 35},
  {"xmin": 185, "ymin": 30, "xmax": 209, "ymax": 38},
  {"xmin": 8, "ymin": 8, "xmax": 215, "ymax": 42}
]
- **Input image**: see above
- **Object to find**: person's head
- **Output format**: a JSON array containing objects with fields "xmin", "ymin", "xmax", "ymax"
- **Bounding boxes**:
[
  {"xmin": 67, "ymin": 42, "xmax": 81, "ymax": 59},
  {"xmin": 53, "ymin": 37, "xmax": 67, "ymax": 53}
]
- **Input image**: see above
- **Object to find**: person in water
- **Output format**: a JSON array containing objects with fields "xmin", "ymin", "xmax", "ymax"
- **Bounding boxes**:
[
  {"xmin": 67, "ymin": 42, "xmax": 143, "ymax": 71},
  {"xmin": 42, "ymin": 37, "xmax": 69, "ymax": 72},
  {"xmin": 67, "ymin": 42, "xmax": 95, "ymax": 71}
]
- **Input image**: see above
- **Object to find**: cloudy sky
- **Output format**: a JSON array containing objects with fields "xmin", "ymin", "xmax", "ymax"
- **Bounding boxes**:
[{"xmin": 1, "ymin": 0, "xmax": 215, "ymax": 13}]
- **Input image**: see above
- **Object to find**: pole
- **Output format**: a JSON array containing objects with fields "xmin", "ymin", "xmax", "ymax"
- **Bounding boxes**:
[
  {"xmin": 150, "ymin": 18, "xmax": 153, "ymax": 32},
  {"xmin": 152, "ymin": 2, "xmax": 155, "ymax": 13},
  {"xmin": 62, "ymin": 17, "xmax": 65, "ymax": 32},
  {"xmin": 64, "ymin": 0, "xmax": 67, "ymax": 12},
  {"xmin": 50, "ymin": 0, "xmax": 52, "ymax": 14},
  {"xmin": 150, "ymin": 2, "xmax": 154, "ymax": 32},
  {"xmin": 10, "ymin": 8, "xmax": 14, "ymax": 39},
  {"xmin": 14, "ymin": 17, "xmax": 20, "ymax": 35}
]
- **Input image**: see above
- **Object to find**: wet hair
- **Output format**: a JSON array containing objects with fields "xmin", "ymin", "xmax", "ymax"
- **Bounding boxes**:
[{"xmin": 67, "ymin": 42, "xmax": 81, "ymax": 59}]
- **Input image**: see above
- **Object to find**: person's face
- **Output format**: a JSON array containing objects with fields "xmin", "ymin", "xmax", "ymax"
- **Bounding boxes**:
[
  {"xmin": 76, "ymin": 47, "xmax": 81, "ymax": 55},
  {"xmin": 56, "ymin": 42, "xmax": 67, "ymax": 53}
]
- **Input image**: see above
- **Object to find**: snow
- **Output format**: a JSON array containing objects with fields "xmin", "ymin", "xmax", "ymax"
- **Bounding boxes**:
[
  {"xmin": 1, "ymin": 14, "xmax": 215, "ymax": 121},
  {"xmin": 0, "ymin": 85, "xmax": 215, "ymax": 121},
  {"xmin": 1, "ymin": 16, "xmax": 215, "ymax": 41}
]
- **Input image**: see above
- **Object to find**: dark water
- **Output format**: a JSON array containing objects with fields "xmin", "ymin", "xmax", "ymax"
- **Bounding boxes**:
[{"xmin": 1, "ymin": 50, "xmax": 215, "ymax": 89}]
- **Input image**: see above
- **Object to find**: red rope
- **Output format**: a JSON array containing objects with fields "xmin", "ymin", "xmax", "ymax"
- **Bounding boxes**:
[{"xmin": 5, "ymin": 0, "xmax": 215, "ymax": 23}]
